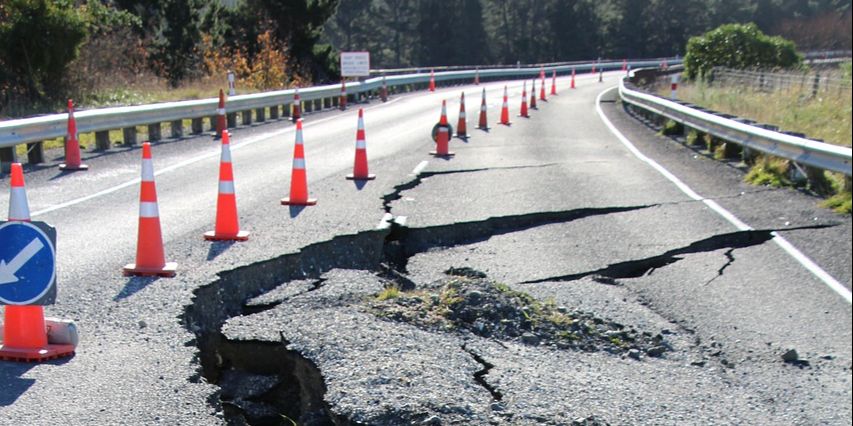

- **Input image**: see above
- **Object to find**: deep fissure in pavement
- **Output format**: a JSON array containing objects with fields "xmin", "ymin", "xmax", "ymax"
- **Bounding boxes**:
[
  {"xmin": 520, "ymin": 225, "xmax": 834, "ymax": 285},
  {"xmin": 182, "ymin": 203, "xmax": 765, "ymax": 424},
  {"xmin": 462, "ymin": 345, "xmax": 503, "ymax": 401}
]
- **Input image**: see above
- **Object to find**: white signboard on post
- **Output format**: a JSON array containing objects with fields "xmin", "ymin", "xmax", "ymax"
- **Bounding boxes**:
[{"xmin": 341, "ymin": 51, "xmax": 370, "ymax": 77}]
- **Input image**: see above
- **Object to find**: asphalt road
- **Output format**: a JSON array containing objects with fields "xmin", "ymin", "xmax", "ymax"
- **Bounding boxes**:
[{"xmin": 0, "ymin": 71, "xmax": 850, "ymax": 425}]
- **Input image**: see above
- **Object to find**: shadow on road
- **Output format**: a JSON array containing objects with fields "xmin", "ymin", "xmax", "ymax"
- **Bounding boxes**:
[
  {"xmin": 0, "ymin": 357, "xmax": 72, "ymax": 407},
  {"xmin": 207, "ymin": 240, "xmax": 236, "ymax": 261},
  {"xmin": 114, "ymin": 276, "xmax": 161, "ymax": 301}
]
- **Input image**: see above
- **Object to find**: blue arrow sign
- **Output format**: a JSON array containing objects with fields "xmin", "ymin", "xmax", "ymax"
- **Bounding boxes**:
[{"xmin": 0, "ymin": 221, "xmax": 56, "ymax": 305}]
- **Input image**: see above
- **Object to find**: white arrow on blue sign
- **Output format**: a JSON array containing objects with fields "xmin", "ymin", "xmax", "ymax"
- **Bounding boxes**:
[{"xmin": 0, "ymin": 221, "xmax": 57, "ymax": 305}]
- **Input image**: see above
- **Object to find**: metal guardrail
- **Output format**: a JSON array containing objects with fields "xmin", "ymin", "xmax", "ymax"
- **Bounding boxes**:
[
  {"xmin": 0, "ymin": 58, "xmax": 677, "ymax": 154},
  {"xmin": 618, "ymin": 75, "xmax": 853, "ymax": 176}
]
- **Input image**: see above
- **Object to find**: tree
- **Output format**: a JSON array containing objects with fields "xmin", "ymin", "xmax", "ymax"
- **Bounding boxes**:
[
  {"xmin": 0, "ymin": 0, "xmax": 88, "ymax": 113},
  {"xmin": 684, "ymin": 22, "xmax": 802, "ymax": 79}
]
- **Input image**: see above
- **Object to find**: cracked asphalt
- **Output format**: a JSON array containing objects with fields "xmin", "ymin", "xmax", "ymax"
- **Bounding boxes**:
[{"xmin": 1, "ymin": 71, "xmax": 850, "ymax": 425}]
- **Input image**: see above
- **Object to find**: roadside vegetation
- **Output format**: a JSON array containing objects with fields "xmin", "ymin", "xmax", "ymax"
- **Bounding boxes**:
[{"xmin": 653, "ymin": 23, "xmax": 852, "ymax": 213}]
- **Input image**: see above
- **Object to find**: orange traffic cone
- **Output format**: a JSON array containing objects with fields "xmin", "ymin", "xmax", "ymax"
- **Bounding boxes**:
[
  {"xmin": 530, "ymin": 80, "xmax": 538, "ymax": 110},
  {"xmin": 205, "ymin": 131, "xmax": 249, "ymax": 241},
  {"xmin": 347, "ymin": 109, "xmax": 375, "ymax": 180},
  {"xmin": 0, "ymin": 164, "xmax": 75, "ymax": 362},
  {"xmin": 455, "ymin": 92, "xmax": 468, "ymax": 139},
  {"xmin": 59, "ymin": 99, "xmax": 88, "ymax": 171},
  {"xmin": 292, "ymin": 89, "xmax": 302, "ymax": 122},
  {"xmin": 340, "ymin": 79, "xmax": 347, "ymax": 110},
  {"xmin": 519, "ymin": 82, "xmax": 529, "ymax": 118},
  {"xmin": 591, "ymin": 63, "xmax": 596, "ymax": 74},
  {"xmin": 430, "ymin": 100, "xmax": 454, "ymax": 157},
  {"xmin": 571, "ymin": 68, "xmax": 576, "ymax": 89},
  {"xmin": 474, "ymin": 67, "xmax": 480, "ymax": 85},
  {"xmin": 550, "ymin": 70, "xmax": 557, "ymax": 95},
  {"xmin": 380, "ymin": 76, "xmax": 388, "ymax": 102},
  {"xmin": 477, "ymin": 88, "xmax": 489, "ymax": 131},
  {"xmin": 539, "ymin": 74, "xmax": 547, "ymax": 101},
  {"xmin": 499, "ymin": 86, "xmax": 511, "ymax": 125},
  {"xmin": 123, "ymin": 143, "xmax": 177, "ymax": 277},
  {"xmin": 215, "ymin": 89, "xmax": 226, "ymax": 139},
  {"xmin": 621, "ymin": 59, "xmax": 627, "ymax": 71},
  {"xmin": 429, "ymin": 69, "xmax": 436, "ymax": 92},
  {"xmin": 282, "ymin": 119, "xmax": 317, "ymax": 205}
]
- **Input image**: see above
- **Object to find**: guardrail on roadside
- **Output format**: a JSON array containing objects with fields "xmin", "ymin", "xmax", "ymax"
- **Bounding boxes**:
[
  {"xmin": 618, "ymin": 74, "xmax": 852, "ymax": 177},
  {"xmin": 0, "ymin": 58, "xmax": 678, "ymax": 173}
]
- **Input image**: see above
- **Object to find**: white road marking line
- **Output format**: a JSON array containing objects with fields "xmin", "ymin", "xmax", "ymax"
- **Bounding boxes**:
[
  {"xmin": 595, "ymin": 86, "xmax": 851, "ymax": 304},
  {"xmin": 31, "ymin": 97, "xmax": 404, "ymax": 218},
  {"xmin": 394, "ymin": 216, "xmax": 407, "ymax": 227},
  {"xmin": 377, "ymin": 213, "xmax": 394, "ymax": 230},
  {"xmin": 411, "ymin": 160, "xmax": 429, "ymax": 176}
]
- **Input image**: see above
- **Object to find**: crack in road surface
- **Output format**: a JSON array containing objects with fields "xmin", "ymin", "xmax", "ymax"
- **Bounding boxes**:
[
  {"xmin": 184, "ymin": 203, "xmax": 831, "ymax": 424},
  {"xmin": 462, "ymin": 345, "xmax": 503, "ymax": 401},
  {"xmin": 520, "ymin": 225, "xmax": 835, "ymax": 285},
  {"xmin": 381, "ymin": 163, "xmax": 561, "ymax": 213}
]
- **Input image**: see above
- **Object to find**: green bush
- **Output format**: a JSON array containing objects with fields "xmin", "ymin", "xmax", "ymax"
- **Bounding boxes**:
[
  {"xmin": 0, "ymin": 0, "xmax": 88, "ymax": 107},
  {"xmin": 684, "ymin": 23, "xmax": 802, "ymax": 80}
]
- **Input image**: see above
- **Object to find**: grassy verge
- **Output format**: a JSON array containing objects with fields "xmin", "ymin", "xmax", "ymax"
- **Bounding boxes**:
[{"xmin": 655, "ymin": 66, "xmax": 851, "ymax": 214}]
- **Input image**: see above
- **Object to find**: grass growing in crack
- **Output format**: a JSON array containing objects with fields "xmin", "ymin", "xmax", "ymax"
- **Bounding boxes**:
[
  {"xmin": 376, "ymin": 286, "xmax": 401, "ymax": 301},
  {"xmin": 367, "ymin": 273, "xmax": 667, "ymax": 356}
]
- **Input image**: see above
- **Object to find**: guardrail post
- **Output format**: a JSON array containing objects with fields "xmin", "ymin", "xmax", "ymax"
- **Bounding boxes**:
[
  {"xmin": 208, "ymin": 115, "xmax": 218, "ymax": 132},
  {"xmin": 241, "ymin": 110, "xmax": 252, "ymax": 125},
  {"xmin": 313, "ymin": 99, "xmax": 322, "ymax": 111},
  {"xmin": 122, "ymin": 127, "xmax": 137, "ymax": 145},
  {"xmin": 256, "ymin": 107, "xmax": 266, "ymax": 122},
  {"xmin": 95, "ymin": 131, "xmax": 111, "ymax": 150},
  {"xmin": 191, "ymin": 118, "xmax": 204, "ymax": 134},
  {"xmin": 323, "ymin": 98, "xmax": 331, "ymax": 109},
  {"xmin": 269, "ymin": 105, "xmax": 279, "ymax": 120},
  {"xmin": 283, "ymin": 103, "xmax": 291, "ymax": 118},
  {"xmin": 227, "ymin": 113, "xmax": 237, "ymax": 128},
  {"xmin": 170, "ymin": 120, "xmax": 183, "ymax": 138},
  {"xmin": 304, "ymin": 100, "xmax": 313, "ymax": 113},
  {"xmin": 331, "ymin": 96, "xmax": 338, "ymax": 107},
  {"xmin": 26, "ymin": 142, "xmax": 45, "ymax": 164},
  {"xmin": 148, "ymin": 123, "xmax": 162, "ymax": 142},
  {"xmin": 811, "ymin": 73, "xmax": 820, "ymax": 97},
  {"xmin": 0, "ymin": 146, "xmax": 18, "ymax": 173}
]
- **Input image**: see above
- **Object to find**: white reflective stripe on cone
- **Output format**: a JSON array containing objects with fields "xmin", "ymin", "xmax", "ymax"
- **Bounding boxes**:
[
  {"xmin": 460, "ymin": 111, "xmax": 466, "ymax": 118},
  {"xmin": 295, "ymin": 132, "xmax": 304, "ymax": 145},
  {"xmin": 438, "ymin": 128, "xmax": 448, "ymax": 134},
  {"xmin": 356, "ymin": 140, "xmax": 366, "ymax": 149},
  {"xmin": 139, "ymin": 201, "xmax": 160, "ymax": 218},
  {"xmin": 292, "ymin": 158, "xmax": 306, "ymax": 169},
  {"xmin": 8, "ymin": 189, "xmax": 30, "ymax": 220},
  {"xmin": 219, "ymin": 181, "xmax": 235, "ymax": 194},
  {"xmin": 217, "ymin": 108, "xmax": 226, "ymax": 115},
  {"xmin": 220, "ymin": 146, "xmax": 232, "ymax": 163},
  {"xmin": 141, "ymin": 160, "xmax": 155, "ymax": 181}
]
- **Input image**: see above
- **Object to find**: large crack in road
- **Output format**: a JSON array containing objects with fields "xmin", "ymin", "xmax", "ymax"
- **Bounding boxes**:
[{"xmin": 182, "ymin": 167, "xmax": 822, "ymax": 424}]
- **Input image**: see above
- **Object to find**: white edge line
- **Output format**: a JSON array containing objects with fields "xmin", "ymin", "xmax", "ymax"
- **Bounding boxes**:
[
  {"xmin": 595, "ymin": 86, "xmax": 851, "ymax": 304},
  {"xmin": 31, "ymin": 97, "xmax": 404, "ymax": 218},
  {"xmin": 411, "ymin": 160, "xmax": 429, "ymax": 176}
]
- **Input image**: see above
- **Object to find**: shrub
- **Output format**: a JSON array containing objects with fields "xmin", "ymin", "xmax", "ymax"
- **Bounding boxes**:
[{"xmin": 684, "ymin": 23, "xmax": 802, "ymax": 80}]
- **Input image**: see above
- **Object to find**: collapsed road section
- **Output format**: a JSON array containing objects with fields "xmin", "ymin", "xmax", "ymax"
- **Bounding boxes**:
[{"xmin": 182, "ymin": 195, "xmax": 819, "ymax": 424}]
